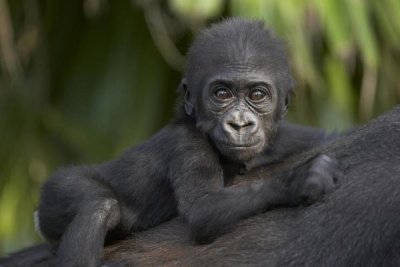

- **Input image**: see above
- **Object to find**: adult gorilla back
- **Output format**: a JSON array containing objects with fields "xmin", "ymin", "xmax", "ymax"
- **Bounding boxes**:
[{"xmin": 2, "ymin": 106, "xmax": 400, "ymax": 266}]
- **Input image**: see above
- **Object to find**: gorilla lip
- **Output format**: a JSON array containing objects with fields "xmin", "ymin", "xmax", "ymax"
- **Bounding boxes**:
[{"xmin": 222, "ymin": 140, "xmax": 261, "ymax": 148}]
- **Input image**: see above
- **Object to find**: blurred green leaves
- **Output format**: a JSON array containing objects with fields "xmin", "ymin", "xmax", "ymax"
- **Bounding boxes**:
[
  {"xmin": 0, "ymin": 0, "xmax": 400, "ymax": 255},
  {"xmin": 170, "ymin": 0, "xmax": 224, "ymax": 21}
]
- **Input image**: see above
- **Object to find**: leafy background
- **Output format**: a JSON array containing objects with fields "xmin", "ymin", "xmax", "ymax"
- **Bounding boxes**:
[{"xmin": 0, "ymin": 0, "xmax": 399, "ymax": 255}]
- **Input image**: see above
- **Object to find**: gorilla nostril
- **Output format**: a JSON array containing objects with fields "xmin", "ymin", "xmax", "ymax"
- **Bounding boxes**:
[
  {"xmin": 228, "ymin": 121, "xmax": 255, "ymax": 131},
  {"xmin": 228, "ymin": 122, "xmax": 241, "ymax": 131},
  {"xmin": 244, "ymin": 121, "xmax": 255, "ymax": 127}
]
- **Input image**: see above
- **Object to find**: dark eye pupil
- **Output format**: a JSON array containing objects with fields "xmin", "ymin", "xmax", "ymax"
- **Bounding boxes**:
[
  {"xmin": 215, "ymin": 89, "xmax": 231, "ymax": 100},
  {"xmin": 250, "ymin": 90, "xmax": 266, "ymax": 101}
]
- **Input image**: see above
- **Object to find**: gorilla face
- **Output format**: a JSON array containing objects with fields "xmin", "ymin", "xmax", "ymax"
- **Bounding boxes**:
[
  {"xmin": 182, "ymin": 20, "xmax": 293, "ymax": 162},
  {"xmin": 182, "ymin": 19, "xmax": 293, "ymax": 163},
  {"xmin": 194, "ymin": 69, "xmax": 279, "ymax": 162}
]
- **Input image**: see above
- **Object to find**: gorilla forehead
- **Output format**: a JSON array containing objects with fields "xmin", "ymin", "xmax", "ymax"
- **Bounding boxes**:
[{"xmin": 184, "ymin": 18, "xmax": 290, "ymax": 83}]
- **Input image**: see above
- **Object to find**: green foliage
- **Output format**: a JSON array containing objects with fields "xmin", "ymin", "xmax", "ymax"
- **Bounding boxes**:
[
  {"xmin": 0, "ymin": 0, "xmax": 399, "ymax": 255},
  {"xmin": 170, "ymin": 0, "xmax": 224, "ymax": 21}
]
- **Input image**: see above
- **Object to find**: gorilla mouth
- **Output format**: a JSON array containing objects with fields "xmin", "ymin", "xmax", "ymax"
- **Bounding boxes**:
[{"xmin": 221, "ymin": 140, "xmax": 261, "ymax": 149}]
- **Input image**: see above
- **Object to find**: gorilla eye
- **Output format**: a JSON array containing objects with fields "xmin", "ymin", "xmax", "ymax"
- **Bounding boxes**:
[
  {"xmin": 214, "ymin": 87, "xmax": 233, "ymax": 100},
  {"xmin": 249, "ymin": 88, "xmax": 268, "ymax": 101}
]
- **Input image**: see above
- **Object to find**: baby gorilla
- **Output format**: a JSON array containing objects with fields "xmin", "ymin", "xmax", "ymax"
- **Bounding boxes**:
[{"xmin": 37, "ymin": 19, "xmax": 340, "ymax": 267}]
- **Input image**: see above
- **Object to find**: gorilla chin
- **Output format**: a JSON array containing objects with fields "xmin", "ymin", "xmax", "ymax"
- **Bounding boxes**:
[{"xmin": 213, "ymin": 125, "xmax": 269, "ymax": 162}]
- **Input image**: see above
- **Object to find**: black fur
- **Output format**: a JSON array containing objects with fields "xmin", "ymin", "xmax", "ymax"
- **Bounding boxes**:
[{"xmin": 35, "ymin": 19, "xmax": 338, "ymax": 267}]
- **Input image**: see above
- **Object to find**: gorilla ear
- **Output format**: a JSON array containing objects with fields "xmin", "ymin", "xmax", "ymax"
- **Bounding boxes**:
[
  {"xmin": 281, "ymin": 79, "xmax": 295, "ymax": 118},
  {"xmin": 282, "ymin": 95, "xmax": 290, "ymax": 117},
  {"xmin": 178, "ymin": 79, "xmax": 195, "ymax": 117}
]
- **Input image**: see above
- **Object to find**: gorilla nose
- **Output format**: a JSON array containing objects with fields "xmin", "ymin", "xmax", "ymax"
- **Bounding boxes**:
[{"xmin": 223, "ymin": 111, "xmax": 258, "ymax": 135}]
